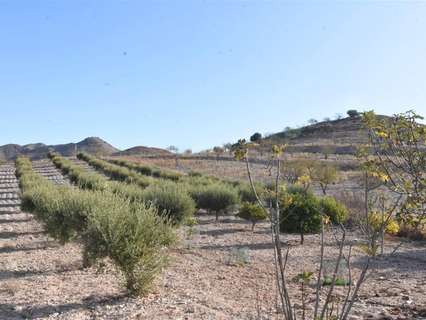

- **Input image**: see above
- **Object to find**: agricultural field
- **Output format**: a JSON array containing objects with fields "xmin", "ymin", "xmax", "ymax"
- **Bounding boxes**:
[
  {"xmin": 0, "ymin": 140, "xmax": 425, "ymax": 319},
  {"xmin": 110, "ymin": 154, "xmax": 362, "ymax": 198},
  {"xmin": 2, "ymin": 1, "xmax": 426, "ymax": 319}
]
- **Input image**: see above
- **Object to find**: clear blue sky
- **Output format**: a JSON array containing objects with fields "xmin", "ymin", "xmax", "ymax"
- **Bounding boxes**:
[{"xmin": 1, "ymin": 1, "xmax": 425, "ymax": 152}]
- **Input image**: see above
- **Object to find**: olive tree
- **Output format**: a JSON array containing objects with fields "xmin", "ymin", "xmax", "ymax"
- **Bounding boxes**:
[{"xmin": 313, "ymin": 164, "xmax": 339, "ymax": 195}]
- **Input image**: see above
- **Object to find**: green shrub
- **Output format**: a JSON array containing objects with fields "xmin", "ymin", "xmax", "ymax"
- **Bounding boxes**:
[
  {"xmin": 280, "ymin": 187, "xmax": 322, "ymax": 244},
  {"xmin": 141, "ymin": 182, "xmax": 196, "ymax": 224},
  {"xmin": 188, "ymin": 170, "xmax": 203, "ymax": 177},
  {"xmin": 52, "ymin": 154, "xmax": 193, "ymax": 224},
  {"xmin": 16, "ymin": 156, "xmax": 176, "ymax": 296},
  {"xmin": 183, "ymin": 175, "xmax": 217, "ymax": 187},
  {"xmin": 320, "ymin": 196, "xmax": 348, "ymax": 224},
  {"xmin": 190, "ymin": 183, "xmax": 239, "ymax": 221},
  {"xmin": 77, "ymin": 153, "xmax": 153, "ymax": 188},
  {"xmin": 237, "ymin": 202, "xmax": 268, "ymax": 230},
  {"xmin": 237, "ymin": 182, "xmax": 265, "ymax": 203},
  {"xmin": 82, "ymin": 195, "xmax": 175, "ymax": 295},
  {"xmin": 51, "ymin": 154, "xmax": 109, "ymax": 191},
  {"xmin": 108, "ymin": 157, "xmax": 182, "ymax": 182}
]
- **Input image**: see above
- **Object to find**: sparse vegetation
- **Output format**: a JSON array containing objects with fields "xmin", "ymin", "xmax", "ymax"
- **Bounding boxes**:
[
  {"xmin": 363, "ymin": 110, "xmax": 426, "ymax": 235},
  {"xmin": 5, "ymin": 110, "xmax": 426, "ymax": 319},
  {"xmin": 315, "ymin": 165, "xmax": 339, "ymax": 195},
  {"xmin": 233, "ymin": 139, "xmax": 372, "ymax": 320}
]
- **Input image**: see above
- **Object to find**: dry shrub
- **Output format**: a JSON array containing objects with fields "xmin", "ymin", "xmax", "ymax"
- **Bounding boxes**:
[{"xmin": 398, "ymin": 224, "xmax": 426, "ymax": 241}]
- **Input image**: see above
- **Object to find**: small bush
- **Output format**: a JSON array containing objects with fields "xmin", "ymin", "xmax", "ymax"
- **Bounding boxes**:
[
  {"xmin": 237, "ymin": 202, "xmax": 268, "ymax": 230},
  {"xmin": 141, "ymin": 182, "xmax": 196, "ymax": 224},
  {"xmin": 368, "ymin": 212, "xmax": 400, "ymax": 235},
  {"xmin": 189, "ymin": 183, "xmax": 239, "ymax": 221},
  {"xmin": 83, "ymin": 197, "xmax": 175, "ymax": 295},
  {"xmin": 280, "ymin": 187, "xmax": 322, "ymax": 244},
  {"xmin": 320, "ymin": 196, "xmax": 348, "ymax": 224},
  {"xmin": 226, "ymin": 247, "xmax": 250, "ymax": 266}
]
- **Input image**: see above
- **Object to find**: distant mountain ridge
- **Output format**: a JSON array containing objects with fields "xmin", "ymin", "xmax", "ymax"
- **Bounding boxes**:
[{"xmin": 0, "ymin": 137, "xmax": 170, "ymax": 161}]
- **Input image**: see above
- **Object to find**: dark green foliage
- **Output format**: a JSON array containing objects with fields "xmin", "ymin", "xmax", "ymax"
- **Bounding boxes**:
[
  {"xmin": 189, "ymin": 183, "xmax": 239, "ymax": 221},
  {"xmin": 347, "ymin": 109, "xmax": 360, "ymax": 118},
  {"xmin": 188, "ymin": 170, "xmax": 203, "ymax": 177},
  {"xmin": 320, "ymin": 196, "xmax": 348, "ymax": 224},
  {"xmin": 250, "ymin": 132, "xmax": 262, "ymax": 142},
  {"xmin": 280, "ymin": 187, "xmax": 322, "ymax": 244},
  {"xmin": 141, "ymin": 182, "xmax": 196, "ymax": 224},
  {"xmin": 237, "ymin": 202, "xmax": 268, "ymax": 230}
]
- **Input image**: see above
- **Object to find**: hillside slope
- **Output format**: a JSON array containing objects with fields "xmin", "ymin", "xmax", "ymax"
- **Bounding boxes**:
[
  {"xmin": 260, "ymin": 115, "xmax": 380, "ymax": 155},
  {"xmin": 0, "ymin": 137, "xmax": 120, "ymax": 161},
  {"xmin": 113, "ymin": 146, "xmax": 171, "ymax": 157}
]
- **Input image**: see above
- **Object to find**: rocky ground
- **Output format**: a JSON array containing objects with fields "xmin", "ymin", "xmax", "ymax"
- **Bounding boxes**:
[{"xmin": 1, "ymin": 161, "xmax": 425, "ymax": 319}]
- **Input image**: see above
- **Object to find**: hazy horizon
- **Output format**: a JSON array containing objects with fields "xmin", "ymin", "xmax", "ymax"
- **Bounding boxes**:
[{"xmin": 1, "ymin": 1, "xmax": 426, "ymax": 151}]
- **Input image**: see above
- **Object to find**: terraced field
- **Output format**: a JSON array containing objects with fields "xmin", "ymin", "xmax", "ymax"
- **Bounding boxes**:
[
  {"xmin": 0, "ymin": 164, "xmax": 21, "ymax": 214},
  {"xmin": 1, "ymin": 157, "xmax": 426, "ymax": 319},
  {"xmin": 0, "ymin": 161, "xmax": 124, "ymax": 319}
]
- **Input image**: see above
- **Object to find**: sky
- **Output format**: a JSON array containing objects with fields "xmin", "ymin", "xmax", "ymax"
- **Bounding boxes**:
[{"xmin": 1, "ymin": 1, "xmax": 426, "ymax": 152}]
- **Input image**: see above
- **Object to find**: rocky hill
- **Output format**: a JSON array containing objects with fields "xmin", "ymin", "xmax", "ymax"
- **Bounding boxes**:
[
  {"xmin": 0, "ymin": 137, "xmax": 120, "ymax": 161},
  {"xmin": 260, "ymin": 115, "xmax": 381, "ymax": 155},
  {"xmin": 0, "ymin": 137, "xmax": 173, "ymax": 161}
]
